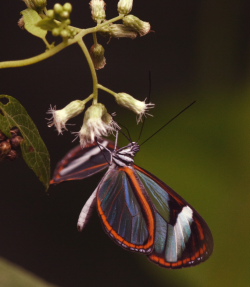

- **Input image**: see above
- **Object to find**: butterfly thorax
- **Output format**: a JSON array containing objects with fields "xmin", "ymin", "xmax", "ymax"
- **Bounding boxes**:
[{"xmin": 112, "ymin": 142, "xmax": 140, "ymax": 167}]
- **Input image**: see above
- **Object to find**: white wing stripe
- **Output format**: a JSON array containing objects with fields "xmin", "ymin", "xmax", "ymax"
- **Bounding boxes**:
[
  {"xmin": 77, "ymin": 188, "xmax": 98, "ymax": 231},
  {"xmin": 61, "ymin": 141, "xmax": 109, "ymax": 176},
  {"xmin": 166, "ymin": 206, "xmax": 193, "ymax": 262}
]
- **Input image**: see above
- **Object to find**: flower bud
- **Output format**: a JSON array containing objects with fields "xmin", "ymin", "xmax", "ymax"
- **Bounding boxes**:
[
  {"xmin": 54, "ymin": 3, "xmax": 63, "ymax": 14},
  {"xmin": 47, "ymin": 3, "xmax": 72, "ymax": 23},
  {"xmin": 117, "ymin": 0, "xmax": 133, "ymax": 15},
  {"xmin": 0, "ymin": 140, "xmax": 11, "ymax": 156},
  {"xmin": 115, "ymin": 92, "xmax": 154, "ymax": 123},
  {"xmin": 46, "ymin": 9, "xmax": 55, "ymax": 18},
  {"xmin": 47, "ymin": 100, "xmax": 85, "ymax": 134},
  {"xmin": 99, "ymin": 24, "xmax": 137, "ymax": 39},
  {"xmin": 63, "ymin": 3, "xmax": 72, "ymax": 13},
  {"xmin": 123, "ymin": 15, "xmax": 151, "ymax": 36},
  {"xmin": 10, "ymin": 136, "xmax": 24, "ymax": 149},
  {"xmin": 7, "ymin": 150, "xmax": 19, "ymax": 161},
  {"xmin": 90, "ymin": 44, "xmax": 106, "ymax": 70},
  {"xmin": 89, "ymin": 0, "xmax": 106, "ymax": 23},
  {"xmin": 10, "ymin": 128, "xmax": 21, "ymax": 137},
  {"xmin": 23, "ymin": 0, "xmax": 47, "ymax": 12},
  {"xmin": 108, "ymin": 24, "xmax": 137, "ymax": 39},
  {"xmin": 60, "ymin": 29, "xmax": 70, "ymax": 38}
]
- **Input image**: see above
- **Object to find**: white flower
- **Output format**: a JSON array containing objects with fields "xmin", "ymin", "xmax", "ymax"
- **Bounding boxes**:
[
  {"xmin": 89, "ymin": 0, "xmax": 106, "ymax": 23},
  {"xmin": 115, "ymin": 92, "xmax": 154, "ymax": 123},
  {"xmin": 47, "ymin": 100, "xmax": 85, "ymax": 134},
  {"xmin": 77, "ymin": 103, "xmax": 119, "ymax": 147},
  {"xmin": 123, "ymin": 15, "xmax": 151, "ymax": 36},
  {"xmin": 117, "ymin": 0, "xmax": 133, "ymax": 15}
]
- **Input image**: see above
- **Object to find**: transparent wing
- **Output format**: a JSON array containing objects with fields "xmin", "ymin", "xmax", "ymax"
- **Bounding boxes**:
[
  {"xmin": 97, "ymin": 166, "xmax": 155, "ymax": 254},
  {"xmin": 51, "ymin": 140, "xmax": 115, "ymax": 184},
  {"xmin": 135, "ymin": 165, "xmax": 213, "ymax": 269}
]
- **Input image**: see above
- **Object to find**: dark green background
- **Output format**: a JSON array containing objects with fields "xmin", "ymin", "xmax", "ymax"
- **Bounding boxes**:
[{"xmin": 0, "ymin": 0, "xmax": 249, "ymax": 286}]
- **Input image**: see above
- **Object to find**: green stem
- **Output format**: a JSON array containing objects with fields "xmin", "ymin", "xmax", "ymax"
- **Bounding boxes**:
[
  {"xmin": 0, "ymin": 41, "xmax": 68, "ymax": 69},
  {"xmin": 98, "ymin": 84, "xmax": 117, "ymax": 98},
  {"xmin": 0, "ymin": 14, "xmax": 124, "ymax": 69},
  {"xmin": 42, "ymin": 37, "xmax": 52, "ymax": 50},
  {"xmin": 77, "ymin": 39, "xmax": 99, "ymax": 104},
  {"xmin": 96, "ymin": 15, "xmax": 124, "ymax": 29},
  {"xmin": 82, "ymin": 93, "xmax": 94, "ymax": 104},
  {"xmin": 93, "ymin": 32, "xmax": 98, "ymax": 45}
]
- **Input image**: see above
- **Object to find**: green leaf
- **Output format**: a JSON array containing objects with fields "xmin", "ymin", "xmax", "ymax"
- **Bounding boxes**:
[
  {"xmin": 21, "ymin": 8, "xmax": 47, "ymax": 40},
  {"xmin": 37, "ymin": 18, "xmax": 59, "ymax": 31},
  {"xmin": 0, "ymin": 95, "xmax": 50, "ymax": 190},
  {"xmin": 0, "ymin": 257, "xmax": 58, "ymax": 287}
]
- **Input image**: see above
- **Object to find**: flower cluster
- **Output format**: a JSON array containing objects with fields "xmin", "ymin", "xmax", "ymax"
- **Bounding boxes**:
[
  {"xmin": 48, "ymin": 101, "xmax": 119, "ymax": 147},
  {"xmin": 40, "ymin": 3, "xmax": 77, "ymax": 39},
  {"xmin": 45, "ymin": 0, "xmax": 154, "ymax": 147},
  {"xmin": 89, "ymin": 0, "xmax": 150, "ymax": 43},
  {"xmin": 48, "ymin": 91, "xmax": 154, "ymax": 146}
]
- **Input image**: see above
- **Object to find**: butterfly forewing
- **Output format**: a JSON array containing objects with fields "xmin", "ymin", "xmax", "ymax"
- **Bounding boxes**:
[
  {"xmin": 134, "ymin": 165, "xmax": 213, "ymax": 268},
  {"xmin": 97, "ymin": 165, "xmax": 155, "ymax": 253},
  {"xmin": 51, "ymin": 140, "xmax": 115, "ymax": 184}
]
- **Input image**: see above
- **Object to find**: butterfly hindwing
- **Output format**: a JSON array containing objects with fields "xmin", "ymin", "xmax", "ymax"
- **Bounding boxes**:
[
  {"xmin": 51, "ymin": 140, "xmax": 115, "ymax": 184},
  {"xmin": 96, "ymin": 165, "xmax": 155, "ymax": 253},
  {"xmin": 134, "ymin": 165, "xmax": 213, "ymax": 268}
]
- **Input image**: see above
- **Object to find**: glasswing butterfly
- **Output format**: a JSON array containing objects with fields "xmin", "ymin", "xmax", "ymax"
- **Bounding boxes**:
[{"xmin": 51, "ymin": 136, "xmax": 213, "ymax": 269}]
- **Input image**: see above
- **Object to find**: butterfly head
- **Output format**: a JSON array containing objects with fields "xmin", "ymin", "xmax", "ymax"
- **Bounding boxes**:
[
  {"xmin": 112, "ymin": 142, "xmax": 140, "ymax": 167},
  {"xmin": 127, "ymin": 141, "xmax": 140, "ymax": 155}
]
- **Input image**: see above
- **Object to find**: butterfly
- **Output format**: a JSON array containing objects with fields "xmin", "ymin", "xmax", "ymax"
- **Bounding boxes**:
[{"xmin": 51, "ymin": 138, "xmax": 213, "ymax": 268}]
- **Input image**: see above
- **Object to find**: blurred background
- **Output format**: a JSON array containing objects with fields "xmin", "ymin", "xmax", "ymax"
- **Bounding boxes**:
[{"xmin": 0, "ymin": 0, "xmax": 250, "ymax": 286}]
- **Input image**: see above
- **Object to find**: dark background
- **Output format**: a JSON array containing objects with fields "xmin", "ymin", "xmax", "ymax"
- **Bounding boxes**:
[{"xmin": 0, "ymin": 0, "xmax": 250, "ymax": 286}]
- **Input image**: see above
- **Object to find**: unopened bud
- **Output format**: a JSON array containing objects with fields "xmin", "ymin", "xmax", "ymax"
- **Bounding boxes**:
[
  {"xmin": 123, "ymin": 15, "xmax": 151, "ymax": 36},
  {"xmin": 90, "ymin": 44, "xmax": 106, "ymax": 70},
  {"xmin": 46, "ymin": 9, "xmax": 54, "ymax": 18},
  {"xmin": 54, "ymin": 3, "xmax": 63, "ymax": 14},
  {"xmin": 63, "ymin": 3, "xmax": 72, "ymax": 13},
  {"xmin": 7, "ymin": 150, "xmax": 19, "ymax": 161},
  {"xmin": 51, "ymin": 3, "xmax": 72, "ymax": 22},
  {"xmin": 109, "ymin": 24, "xmax": 137, "ymax": 39},
  {"xmin": 0, "ymin": 140, "xmax": 11, "ymax": 156},
  {"xmin": 117, "ymin": 0, "xmax": 133, "ymax": 15},
  {"xmin": 10, "ymin": 136, "xmax": 24, "ymax": 149}
]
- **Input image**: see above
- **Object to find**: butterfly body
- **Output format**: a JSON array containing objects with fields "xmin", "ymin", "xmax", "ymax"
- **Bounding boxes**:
[{"xmin": 51, "ymin": 140, "xmax": 213, "ymax": 268}]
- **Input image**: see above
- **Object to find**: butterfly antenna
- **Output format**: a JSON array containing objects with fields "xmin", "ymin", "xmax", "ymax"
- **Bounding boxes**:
[
  {"xmin": 117, "ymin": 123, "xmax": 132, "ymax": 142},
  {"xmin": 140, "ymin": 101, "xmax": 196, "ymax": 146},
  {"xmin": 138, "ymin": 71, "xmax": 152, "ymax": 142},
  {"xmin": 96, "ymin": 140, "xmax": 112, "ymax": 165}
]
